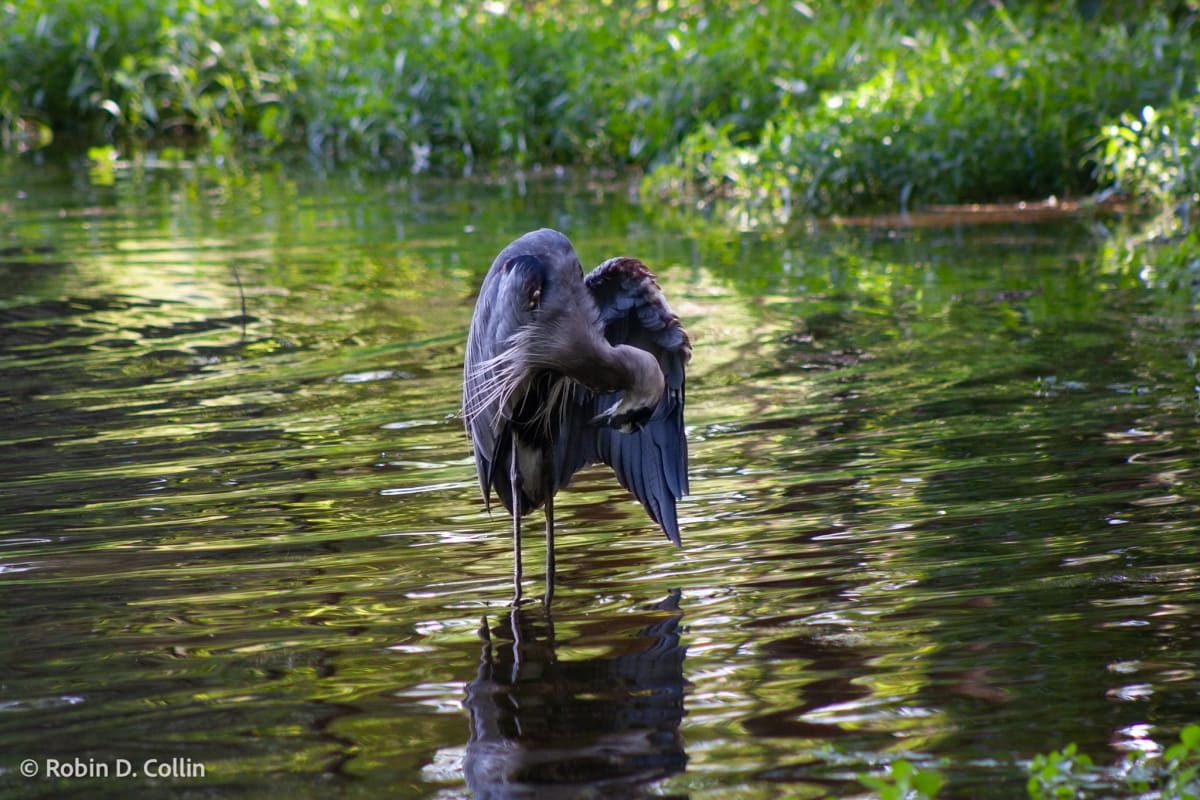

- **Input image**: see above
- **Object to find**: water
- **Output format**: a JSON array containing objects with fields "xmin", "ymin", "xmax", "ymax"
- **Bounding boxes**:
[{"xmin": 1, "ymin": 152, "xmax": 1198, "ymax": 799}]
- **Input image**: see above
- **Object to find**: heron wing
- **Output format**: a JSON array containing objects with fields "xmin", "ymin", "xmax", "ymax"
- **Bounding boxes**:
[{"xmin": 583, "ymin": 257, "xmax": 691, "ymax": 544}]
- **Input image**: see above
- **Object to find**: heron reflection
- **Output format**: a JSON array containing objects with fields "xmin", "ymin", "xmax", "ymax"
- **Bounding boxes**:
[{"xmin": 464, "ymin": 591, "xmax": 687, "ymax": 798}]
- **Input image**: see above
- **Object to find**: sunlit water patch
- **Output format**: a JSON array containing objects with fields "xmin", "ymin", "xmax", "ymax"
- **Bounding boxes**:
[{"xmin": 1, "ymin": 154, "xmax": 1198, "ymax": 798}]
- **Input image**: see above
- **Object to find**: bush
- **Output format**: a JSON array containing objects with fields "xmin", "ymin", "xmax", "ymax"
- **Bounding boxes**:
[
  {"xmin": 1027, "ymin": 725, "xmax": 1200, "ymax": 800},
  {"xmin": 1, "ymin": 0, "xmax": 812, "ymax": 168},
  {"xmin": 0, "ymin": 0, "xmax": 303, "ymax": 148},
  {"xmin": 645, "ymin": 8, "xmax": 1198, "ymax": 221},
  {"xmin": 1096, "ymin": 97, "xmax": 1200, "ymax": 205},
  {"xmin": 2, "ymin": 2, "xmax": 1198, "ymax": 218}
]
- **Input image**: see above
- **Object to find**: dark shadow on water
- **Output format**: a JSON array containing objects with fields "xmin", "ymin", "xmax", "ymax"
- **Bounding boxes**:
[{"xmin": 463, "ymin": 591, "xmax": 688, "ymax": 799}]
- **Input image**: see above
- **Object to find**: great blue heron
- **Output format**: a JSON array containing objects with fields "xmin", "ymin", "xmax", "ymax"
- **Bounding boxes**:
[{"xmin": 463, "ymin": 228, "xmax": 691, "ymax": 602}]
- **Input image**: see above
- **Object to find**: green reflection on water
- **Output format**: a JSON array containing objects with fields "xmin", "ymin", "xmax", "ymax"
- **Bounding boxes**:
[{"xmin": 0, "ymin": 154, "xmax": 1198, "ymax": 799}]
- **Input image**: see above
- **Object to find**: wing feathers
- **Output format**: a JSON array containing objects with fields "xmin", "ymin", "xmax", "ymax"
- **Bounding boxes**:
[{"xmin": 586, "ymin": 257, "xmax": 690, "ymax": 544}]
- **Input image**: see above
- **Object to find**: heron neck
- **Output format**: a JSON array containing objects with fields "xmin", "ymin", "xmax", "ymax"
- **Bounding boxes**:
[
  {"xmin": 578, "ymin": 342, "xmax": 664, "ymax": 406},
  {"xmin": 535, "ymin": 312, "xmax": 663, "ymax": 401}
]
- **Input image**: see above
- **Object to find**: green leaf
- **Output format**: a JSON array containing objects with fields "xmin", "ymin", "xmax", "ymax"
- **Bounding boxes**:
[
  {"xmin": 913, "ymin": 768, "xmax": 946, "ymax": 798},
  {"xmin": 859, "ymin": 775, "xmax": 888, "ymax": 791},
  {"xmin": 1181, "ymin": 724, "xmax": 1200, "ymax": 750}
]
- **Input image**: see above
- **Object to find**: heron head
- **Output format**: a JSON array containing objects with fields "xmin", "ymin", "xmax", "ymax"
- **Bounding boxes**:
[
  {"xmin": 464, "ymin": 230, "xmax": 591, "ymax": 432},
  {"xmin": 490, "ymin": 230, "xmax": 588, "ymax": 335}
]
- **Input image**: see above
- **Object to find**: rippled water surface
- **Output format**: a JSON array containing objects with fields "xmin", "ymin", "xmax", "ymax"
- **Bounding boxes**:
[{"xmin": 2, "ymin": 154, "xmax": 1198, "ymax": 799}]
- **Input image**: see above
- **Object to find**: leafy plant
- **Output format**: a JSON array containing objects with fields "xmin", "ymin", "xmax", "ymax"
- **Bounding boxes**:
[
  {"xmin": 1129, "ymin": 724, "xmax": 1200, "ymax": 800},
  {"xmin": 1027, "ymin": 743, "xmax": 1095, "ymax": 799},
  {"xmin": 2, "ymin": 1, "xmax": 1198, "ymax": 220},
  {"xmin": 859, "ymin": 758, "xmax": 946, "ymax": 800},
  {"xmin": 1027, "ymin": 725, "xmax": 1200, "ymax": 800},
  {"xmin": 646, "ymin": 8, "xmax": 1198, "ymax": 222},
  {"xmin": 1097, "ymin": 99, "xmax": 1200, "ymax": 205}
]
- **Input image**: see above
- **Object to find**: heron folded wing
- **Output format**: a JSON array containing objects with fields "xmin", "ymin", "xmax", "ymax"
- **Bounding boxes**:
[
  {"xmin": 585, "ymin": 257, "xmax": 691, "ymax": 544},
  {"xmin": 585, "ymin": 258, "xmax": 691, "ymax": 364},
  {"xmin": 463, "ymin": 253, "xmax": 550, "ymax": 511}
]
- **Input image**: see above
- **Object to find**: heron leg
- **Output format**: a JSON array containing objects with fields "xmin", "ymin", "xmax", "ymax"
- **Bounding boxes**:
[
  {"xmin": 544, "ymin": 491, "xmax": 556, "ymax": 606},
  {"xmin": 510, "ymin": 434, "xmax": 523, "ymax": 605},
  {"xmin": 541, "ymin": 447, "xmax": 556, "ymax": 606}
]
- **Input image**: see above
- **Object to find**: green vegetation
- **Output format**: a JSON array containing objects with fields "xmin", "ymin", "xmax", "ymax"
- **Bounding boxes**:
[
  {"xmin": 2, "ymin": 0, "xmax": 1199, "ymax": 293},
  {"xmin": 3, "ymin": 2, "xmax": 1198, "ymax": 219},
  {"xmin": 1027, "ymin": 743, "xmax": 1097, "ymax": 799},
  {"xmin": 0, "ymin": 0, "xmax": 804, "ymax": 169},
  {"xmin": 859, "ymin": 758, "xmax": 946, "ymax": 799},
  {"xmin": 1097, "ymin": 97, "xmax": 1200, "ymax": 206},
  {"xmin": 1028, "ymin": 725, "xmax": 1200, "ymax": 800},
  {"xmin": 649, "ymin": 10, "xmax": 1198, "ymax": 221},
  {"xmin": 648, "ymin": 8, "xmax": 1199, "ymax": 221},
  {"xmin": 849, "ymin": 726, "xmax": 1200, "ymax": 799}
]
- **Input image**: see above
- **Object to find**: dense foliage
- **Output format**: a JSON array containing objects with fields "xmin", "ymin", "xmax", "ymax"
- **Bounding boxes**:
[
  {"xmin": 854, "ymin": 725, "xmax": 1200, "ymax": 800},
  {"xmin": 1097, "ymin": 96, "xmax": 1200, "ymax": 205},
  {"xmin": 1, "ymin": 0, "xmax": 802, "ymax": 169},
  {"xmin": 649, "ymin": 9, "xmax": 1199, "ymax": 219},
  {"xmin": 2, "ymin": 1, "xmax": 1198, "ymax": 217}
]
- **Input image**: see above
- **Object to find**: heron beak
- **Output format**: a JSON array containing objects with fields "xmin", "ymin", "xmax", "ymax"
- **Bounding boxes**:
[
  {"xmin": 590, "ymin": 410, "xmax": 616, "ymax": 427},
  {"xmin": 591, "ymin": 406, "xmax": 651, "ymax": 433}
]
